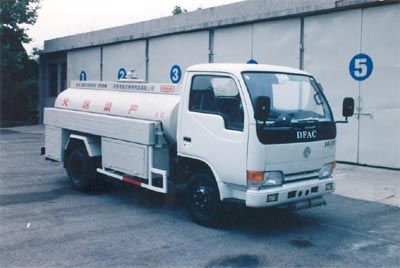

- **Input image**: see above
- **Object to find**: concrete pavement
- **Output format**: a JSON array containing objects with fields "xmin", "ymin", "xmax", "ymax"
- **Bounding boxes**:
[
  {"xmin": 0, "ymin": 125, "xmax": 399, "ymax": 267},
  {"xmin": 334, "ymin": 163, "xmax": 400, "ymax": 207}
]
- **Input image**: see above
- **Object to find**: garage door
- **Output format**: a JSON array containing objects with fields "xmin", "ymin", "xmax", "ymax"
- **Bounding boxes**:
[
  {"xmin": 102, "ymin": 41, "xmax": 146, "ymax": 81},
  {"xmin": 357, "ymin": 5, "xmax": 400, "ymax": 168},
  {"xmin": 67, "ymin": 47, "xmax": 101, "ymax": 85},
  {"xmin": 214, "ymin": 25, "xmax": 253, "ymax": 63},
  {"xmin": 304, "ymin": 9, "xmax": 362, "ymax": 163},
  {"xmin": 253, "ymin": 18, "xmax": 300, "ymax": 68},
  {"xmin": 148, "ymin": 32, "xmax": 209, "ymax": 83}
]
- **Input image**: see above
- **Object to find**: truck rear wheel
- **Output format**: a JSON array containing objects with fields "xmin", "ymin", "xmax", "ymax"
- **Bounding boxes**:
[
  {"xmin": 66, "ymin": 147, "xmax": 96, "ymax": 191},
  {"xmin": 186, "ymin": 171, "xmax": 224, "ymax": 227}
]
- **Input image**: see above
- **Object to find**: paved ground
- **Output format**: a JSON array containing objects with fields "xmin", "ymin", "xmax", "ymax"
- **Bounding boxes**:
[
  {"xmin": 334, "ymin": 163, "xmax": 400, "ymax": 207},
  {"xmin": 0, "ymin": 125, "xmax": 399, "ymax": 267}
]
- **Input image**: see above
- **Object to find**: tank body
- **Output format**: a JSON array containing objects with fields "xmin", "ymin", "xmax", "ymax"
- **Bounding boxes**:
[{"xmin": 55, "ymin": 87, "xmax": 180, "ymax": 143}]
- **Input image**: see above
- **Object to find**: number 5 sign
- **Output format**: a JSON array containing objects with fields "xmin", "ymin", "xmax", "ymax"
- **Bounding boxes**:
[{"xmin": 349, "ymin": 53, "xmax": 373, "ymax": 81}]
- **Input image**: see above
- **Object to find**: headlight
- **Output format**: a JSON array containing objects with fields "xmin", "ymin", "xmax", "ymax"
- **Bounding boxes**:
[
  {"xmin": 319, "ymin": 162, "xmax": 335, "ymax": 179},
  {"xmin": 247, "ymin": 171, "xmax": 284, "ymax": 190}
]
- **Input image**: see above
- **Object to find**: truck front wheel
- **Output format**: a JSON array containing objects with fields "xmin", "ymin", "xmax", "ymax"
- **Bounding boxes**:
[
  {"xmin": 66, "ymin": 147, "xmax": 96, "ymax": 191},
  {"xmin": 186, "ymin": 171, "xmax": 224, "ymax": 227}
]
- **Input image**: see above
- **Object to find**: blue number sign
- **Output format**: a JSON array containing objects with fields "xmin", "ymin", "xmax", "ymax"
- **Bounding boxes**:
[
  {"xmin": 79, "ymin": 71, "xmax": 87, "ymax": 81},
  {"xmin": 349, "ymin": 53, "xmax": 373, "ymax": 81},
  {"xmin": 247, "ymin": 59, "xmax": 258, "ymax": 64},
  {"xmin": 170, "ymin": 65, "xmax": 182, "ymax": 84},
  {"xmin": 118, "ymin": 68, "xmax": 126, "ymax": 79}
]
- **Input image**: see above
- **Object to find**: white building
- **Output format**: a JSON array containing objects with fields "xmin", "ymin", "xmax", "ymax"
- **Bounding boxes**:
[{"xmin": 39, "ymin": 0, "xmax": 400, "ymax": 169}]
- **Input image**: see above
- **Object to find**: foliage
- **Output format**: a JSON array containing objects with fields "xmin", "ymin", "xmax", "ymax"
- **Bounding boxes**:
[
  {"xmin": 172, "ymin": 5, "xmax": 187, "ymax": 15},
  {"xmin": 0, "ymin": 0, "xmax": 41, "ymax": 126}
]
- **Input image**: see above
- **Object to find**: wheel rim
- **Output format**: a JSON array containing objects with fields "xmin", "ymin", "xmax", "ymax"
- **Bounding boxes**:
[
  {"xmin": 69, "ymin": 154, "xmax": 85, "ymax": 185},
  {"xmin": 191, "ymin": 181, "xmax": 216, "ymax": 214}
]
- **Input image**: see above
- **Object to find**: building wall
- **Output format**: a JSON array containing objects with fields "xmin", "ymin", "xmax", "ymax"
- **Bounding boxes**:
[
  {"xmin": 148, "ymin": 31, "xmax": 209, "ymax": 83},
  {"xmin": 67, "ymin": 47, "xmax": 101, "ymax": 84},
  {"xmin": 357, "ymin": 5, "xmax": 400, "ymax": 168},
  {"xmin": 214, "ymin": 25, "xmax": 253, "ymax": 63},
  {"xmin": 304, "ymin": 5, "xmax": 400, "ymax": 168},
  {"xmin": 253, "ymin": 18, "xmax": 300, "ymax": 68},
  {"xmin": 102, "ymin": 41, "xmax": 146, "ymax": 81},
  {"xmin": 39, "ymin": 52, "xmax": 67, "ymax": 121},
  {"xmin": 41, "ymin": 3, "xmax": 400, "ymax": 168},
  {"xmin": 304, "ymin": 9, "xmax": 362, "ymax": 164}
]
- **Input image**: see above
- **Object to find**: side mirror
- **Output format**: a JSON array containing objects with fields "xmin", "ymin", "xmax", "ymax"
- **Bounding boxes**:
[
  {"xmin": 336, "ymin": 97, "xmax": 355, "ymax": 124},
  {"xmin": 342, "ymin": 97, "xmax": 355, "ymax": 117},
  {"xmin": 255, "ymin": 96, "xmax": 271, "ymax": 122}
]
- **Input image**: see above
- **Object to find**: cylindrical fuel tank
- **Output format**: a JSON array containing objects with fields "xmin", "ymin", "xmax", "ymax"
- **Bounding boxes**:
[{"xmin": 55, "ymin": 87, "xmax": 180, "ymax": 143}]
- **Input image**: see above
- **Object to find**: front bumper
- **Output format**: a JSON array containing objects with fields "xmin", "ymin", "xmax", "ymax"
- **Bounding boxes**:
[{"xmin": 245, "ymin": 178, "xmax": 335, "ymax": 208}]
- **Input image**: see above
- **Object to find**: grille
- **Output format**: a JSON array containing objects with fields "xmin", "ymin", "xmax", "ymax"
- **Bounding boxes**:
[{"xmin": 284, "ymin": 170, "xmax": 319, "ymax": 182}]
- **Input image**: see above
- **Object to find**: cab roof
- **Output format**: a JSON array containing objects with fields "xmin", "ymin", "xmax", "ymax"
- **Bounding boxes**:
[{"xmin": 187, "ymin": 63, "xmax": 310, "ymax": 76}]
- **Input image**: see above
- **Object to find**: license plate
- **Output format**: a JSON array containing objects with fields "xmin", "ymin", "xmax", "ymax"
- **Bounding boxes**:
[{"xmin": 294, "ymin": 199, "xmax": 311, "ymax": 210}]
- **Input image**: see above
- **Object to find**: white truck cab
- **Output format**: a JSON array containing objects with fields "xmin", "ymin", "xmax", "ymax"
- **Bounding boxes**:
[{"xmin": 43, "ymin": 63, "xmax": 354, "ymax": 226}]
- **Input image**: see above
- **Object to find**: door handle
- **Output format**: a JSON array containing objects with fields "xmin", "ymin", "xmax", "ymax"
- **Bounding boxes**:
[
  {"xmin": 183, "ymin": 136, "xmax": 191, "ymax": 143},
  {"xmin": 354, "ymin": 112, "xmax": 373, "ymax": 118}
]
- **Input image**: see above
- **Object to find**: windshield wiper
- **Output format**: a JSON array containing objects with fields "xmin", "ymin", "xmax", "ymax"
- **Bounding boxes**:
[
  {"xmin": 292, "ymin": 118, "xmax": 320, "ymax": 124},
  {"xmin": 271, "ymin": 113, "xmax": 295, "ymax": 126}
]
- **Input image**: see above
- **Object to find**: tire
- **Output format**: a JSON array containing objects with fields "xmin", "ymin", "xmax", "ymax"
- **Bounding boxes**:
[
  {"xmin": 66, "ymin": 147, "xmax": 96, "ymax": 191},
  {"xmin": 185, "ymin": 171, "xmax": 224, "ymax": 227}
]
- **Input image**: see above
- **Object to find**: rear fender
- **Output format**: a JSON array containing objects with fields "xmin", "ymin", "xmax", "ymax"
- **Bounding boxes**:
[{"xmin": 65, "ymin": 134, "xmax": 101, "ymax": 157}]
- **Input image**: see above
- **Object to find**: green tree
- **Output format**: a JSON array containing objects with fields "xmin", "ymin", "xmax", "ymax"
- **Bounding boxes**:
[
  {"xmin": 172, "ymin": 5, "xmax": 187, "ymax": 15},
  {"xmin": 0, "ymin": 0, "xmax": 41, "ymax": 127}
]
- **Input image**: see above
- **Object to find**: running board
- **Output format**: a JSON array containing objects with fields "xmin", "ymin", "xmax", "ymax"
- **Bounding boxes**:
[{"xmin": 97, "ymin": 167, "xmax": 167, "ymax": 193}]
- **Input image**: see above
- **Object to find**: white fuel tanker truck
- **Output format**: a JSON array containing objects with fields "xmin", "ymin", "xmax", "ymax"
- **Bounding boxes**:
[{"xmin": 43, "ymin": 63, "xmax": 354, "ymax": 226}]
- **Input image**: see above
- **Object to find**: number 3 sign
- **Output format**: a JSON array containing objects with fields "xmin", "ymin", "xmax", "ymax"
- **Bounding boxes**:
[
  {"xmin": 170, "ymin": 65, "xmax": 182, "ymax": 84},
  {"xmin": 349, "ymin": 53, "xmax": 373, "ymax": 81}
]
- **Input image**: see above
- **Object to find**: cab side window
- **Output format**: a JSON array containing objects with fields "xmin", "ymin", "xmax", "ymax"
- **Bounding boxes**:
[{"xmin": 189, "ymin": 75, "xmax": 244, "ymax": 131}]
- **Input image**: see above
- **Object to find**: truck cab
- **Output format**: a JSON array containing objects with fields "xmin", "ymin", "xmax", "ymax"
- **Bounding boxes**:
[{"xmin": 178, "ymin": 64, "xmax": 353, "ymax": 225}]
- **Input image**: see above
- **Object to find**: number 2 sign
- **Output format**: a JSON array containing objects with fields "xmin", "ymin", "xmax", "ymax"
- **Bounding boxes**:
[{"xmin": 349, "ymin": 53, "xmax": 373, "ymax": 81}]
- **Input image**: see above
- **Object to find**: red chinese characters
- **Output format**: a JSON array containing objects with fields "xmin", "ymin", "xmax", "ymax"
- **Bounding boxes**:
[
  {"xmin": 82, "ymin": 100, "xmax": 91, "ymax": 109},
  {"xmin": 128, "ymin": 104, "xmax": 139, "ymax": 114},
  {"xmin": 62, "ymin": 98, "xmax": 70, "ymax": 107},
  {"xmin": 104, "ymin": 102, "xmax": 112, "ymax": 112},
  {"xmin": 160, "ymin": 85, "xmax": 175, "ymax": 93}
]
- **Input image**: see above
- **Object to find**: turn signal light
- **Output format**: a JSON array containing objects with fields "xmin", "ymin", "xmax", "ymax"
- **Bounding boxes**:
[
  {"xmin": 247, "ymin": 171, "xmax": 264, "ymax": 181},
  {"xmin": 247, "ymin": 171, "xmax": 264, "ymax": 190},
  {"xmin": 247, "ymin": 171, "xmax": 284, "ymax": 190}
]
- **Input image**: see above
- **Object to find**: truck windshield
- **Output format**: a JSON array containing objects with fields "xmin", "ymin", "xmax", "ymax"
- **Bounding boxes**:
[{"xmin": 242, "ymin": 72, "xmax": 333, "ymax": 125}]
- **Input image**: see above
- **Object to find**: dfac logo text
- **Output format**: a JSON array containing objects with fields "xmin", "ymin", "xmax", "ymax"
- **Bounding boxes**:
[{"xmin": 296, "ymin": 130, "xmax": 317, "ymax": 139}]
